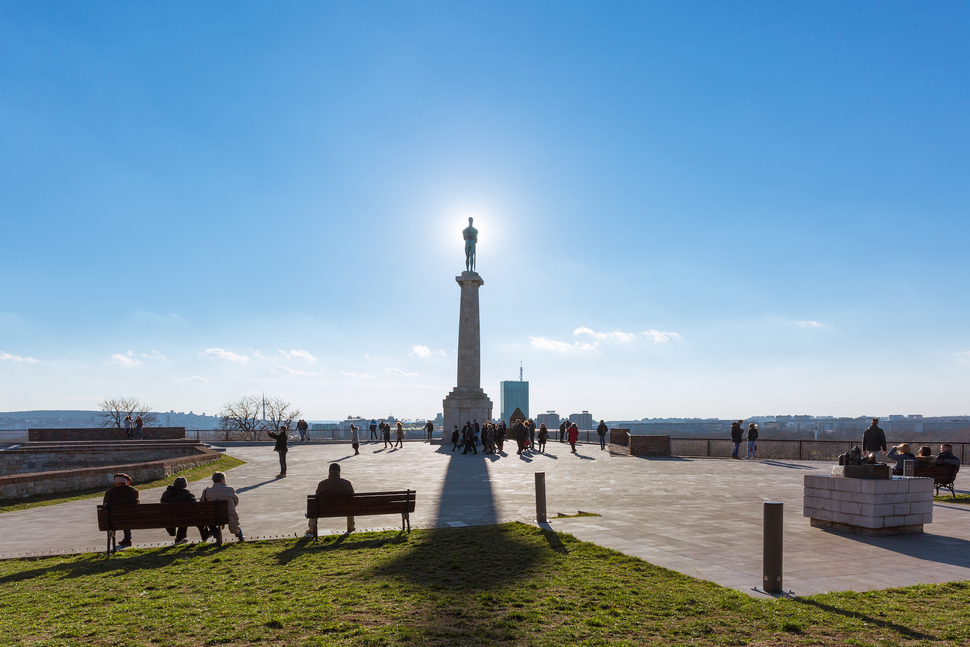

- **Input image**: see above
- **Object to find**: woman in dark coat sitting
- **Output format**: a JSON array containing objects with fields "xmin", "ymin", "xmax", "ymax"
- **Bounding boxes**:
[{"xmin": 160, "ymin": 476, "xmax": 209, "ymax": 544}]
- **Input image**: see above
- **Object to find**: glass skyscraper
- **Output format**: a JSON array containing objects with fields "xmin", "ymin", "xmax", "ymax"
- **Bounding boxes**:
[{"xmin": 500, "ymin": 380, "xmax": 529, "ymax": 422}]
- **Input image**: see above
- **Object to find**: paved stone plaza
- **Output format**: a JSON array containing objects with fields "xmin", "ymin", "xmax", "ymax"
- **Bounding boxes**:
[{"xmin": 2, "ymin": 440, "xmax": 969, "ymax": 596}]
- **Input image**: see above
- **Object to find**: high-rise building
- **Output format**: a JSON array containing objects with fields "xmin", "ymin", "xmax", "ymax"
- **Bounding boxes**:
[
  {"xmin": 536, "ymin": 411, "xmax": 560, "ymax": 428},
  {"xmin": 500, "ymin": 368, "xmax": 529, "ymax": 422},
  {"xmin": 569, "ymin": 411, "xmax": 594, "ymax": 431}
]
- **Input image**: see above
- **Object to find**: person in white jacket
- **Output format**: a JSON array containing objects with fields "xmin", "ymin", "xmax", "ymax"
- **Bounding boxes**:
[{"xmin": 201, "ymin": 471, "xmax": 244, "ymax": 543}]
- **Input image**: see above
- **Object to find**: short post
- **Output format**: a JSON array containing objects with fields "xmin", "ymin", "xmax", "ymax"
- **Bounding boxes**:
[
  {"xmin": 535, "ymin": 472, "xmax": 547, "ymax": 523},
  {"xmin": 763, "ymin": 501, "xmax": 783, "ymax": 593}
]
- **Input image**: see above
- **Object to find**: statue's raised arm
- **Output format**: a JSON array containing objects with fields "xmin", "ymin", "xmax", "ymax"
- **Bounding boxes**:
[{"xmin": 462, "ymin": 217, "xmax": 478, "ymax": 273}]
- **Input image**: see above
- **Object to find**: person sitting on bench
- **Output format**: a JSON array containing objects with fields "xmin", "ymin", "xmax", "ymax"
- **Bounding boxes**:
[
  {"xmin": 307, "ymin": 463, "xmax": 355, "ymax": 536},
  {"xmin": 160, "ymin": 476, "xmax": 210, "ymax": 545},
  {"xmin": 103, "ymin": 473, "xmax": 139, "ymax": 549},
  {"xmin": 935, "ymin": 444, "xmax": 961, "ymax": 473},
  {"xmin": 201, "ymin": 471, "xmax": 244, "ymax": 542}
]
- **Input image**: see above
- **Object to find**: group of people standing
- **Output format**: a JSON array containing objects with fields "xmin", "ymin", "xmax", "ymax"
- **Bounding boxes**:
[
  {"xmin": 450, "ymin": 418, "xmax": 608, "ymax": 456},
  {"xmin": 730, "ymin": 420, "xmax": 759, "ymax": 459},
  {"xmin": 123, "ymin": 414, "xmax": 144, "ymax": 440}
]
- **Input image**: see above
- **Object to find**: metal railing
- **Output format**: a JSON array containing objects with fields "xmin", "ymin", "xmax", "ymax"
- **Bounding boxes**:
[{"xmin": 669, "ymin": 437, "xmax": 969, "ymax": 464}]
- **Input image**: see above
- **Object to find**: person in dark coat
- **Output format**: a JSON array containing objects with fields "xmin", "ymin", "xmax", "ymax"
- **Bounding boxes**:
[
  {"xmin": 887, "ymin": 443, "xmax": 916, "ymax": 474},
  {"xmin": 103, "ymin": 473, "xmax": 139, "ymax": 549},
  {"xmin": 160, "ymin": 476, "xmax": 209, "ymax": 544},
  {"xmin": 462, "ymin": 422, "xmax": 478, "ymax": 454},
  {"xmin": 862, "ymin": 418, "xmax": 887, "ymax": 461},
  {"xmin": 596, "ymin": 420, "xmax": 609, "ymax": 451},
  {"xmin": 267, "ymin": 427, "xmax": 289, "ymax": 477},
  {"xmin": 451, "ymin": 425, "xmax": 460, "ymax": 451},
  {"xmin": 730, "ymin": 420, "xmax": 744, "ymax": 459},
  {"xmin": 935, "ymin": 444, "xmax": 961, "ymax": 474},
  {"xmin": 559, "ymin": 419, "xmax": 568, "ymax": 443},
  {"xmin": 306, "ymin": 463, "xmax": 356, "ymax": 535},
  {"xmin": 746, "ymin": 423, "xmax": 759, "ymax": 459},
  {"xmin": 513, "ymin": 419, "xmax": 527, "ymax": 455}
]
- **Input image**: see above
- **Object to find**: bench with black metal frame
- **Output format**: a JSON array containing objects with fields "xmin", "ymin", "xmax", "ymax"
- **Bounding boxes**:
[
  {"xmin": 97, "ymin": 500, "xmax": 230, "ymax": 555},
  {"xmin": 305, "ymin": 490, "xmax": 415, "ymax": 540},
  {"xmin": 913, "ymin": 465, "xmax": 960, "ymax": 498}
]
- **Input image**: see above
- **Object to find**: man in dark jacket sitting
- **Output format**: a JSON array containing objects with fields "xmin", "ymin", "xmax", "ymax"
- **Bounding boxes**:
[
  {"xmin": 103, "ymin": 473, "xmax": 139, "ymax": 549},
  {"xmin": 935, "ymin": 444, "xmax": 961, "ymax": 474},
  {"xmin": 160, "ymin": 476, "xmax": 209, "ymax": 545},
  {"xmin": 307, "ymin": 463, "xmax": 356, "ymax": 535}
]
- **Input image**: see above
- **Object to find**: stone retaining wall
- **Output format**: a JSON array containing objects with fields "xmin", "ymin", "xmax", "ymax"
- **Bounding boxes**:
[
  {"xmin": 0, "ymin": 447, "xmax": 221, "ymax": 499},
  {"xmin": 628, "ymin": 435, "xmax": 670, "ymax": 457},
  {"xmin": 29, "ymin": 427, "xmax": 186, "ymax": 441},
  {"xmin": 609, "ymin": 429, "xmax": 630, "ymax": 446},
  {"xmin": 0, "ymin": 441, "xmax": 202, "ymax": 476}
]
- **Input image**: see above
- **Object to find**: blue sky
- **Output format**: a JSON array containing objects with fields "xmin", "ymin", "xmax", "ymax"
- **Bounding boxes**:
[{"xmin": 1, "ymin": 1, "xmax": 968, "ymax": 420}]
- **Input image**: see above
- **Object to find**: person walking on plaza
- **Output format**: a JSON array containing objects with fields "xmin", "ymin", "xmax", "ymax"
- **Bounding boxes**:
[
  {"xmin": 394, "ymin": 421, "xmax": 404, "ymax": 448},
  {"xmin": 267, "ymin": 426, "xmax": 289, "ymax": 477},
  {"xmin": 103, "ymin": 473, "xmax": 139, "ymax": 549},
  {"xmin": 306, "ymin": 463, "xmax": 355, "ymax": 536},
  {"xmin": 350, "ymin": 423, "xmax": 360, "ymax": 455},
  {"xmin": 370, "ymin": 419, "xmax": 378, "ymax": 441},
  {"xmin": 559, "ymin": 419, "xmax": 568, "ymax": 443},
  {"xmin": 424, "ymin": 419, "xmax": 434, "ymax": 442},
  {"xmin": 497, "ymin": 420, "xmax": 507, "ymax": 453},
  {"xmin": 382, "ymin": 421, "xmax": 391, "ymax": 449},
  {"xmin": 862, "ymin": 418, "xmax": 887, "ymax": 462},
  {"xmin": 160, "ymin": 476, "xmax": 209, "ymax": 545},
  {"xmin": 568, "ymin": 422, "xmax": 579, "ymax": 454},
  {"xmin": 596, "ymin": 419, "xmax": 609, "ymax": 451},
  {"xmin": 538, "ymin": 423, "xmax": 548, "ymax": 453},
  {"xmin": 463, "ymin": 421, "xmax": 478, "ymax": 454},
  {"xmin": 201, "ymin": 471, "xmax": 243, "ymax": 542},
  {"xmin": 451, "ymin": 424, "xmax": 460, "ymax": 451},
  {"xmin": 746, "ymin": 423, "xmax": 759, "ymax": 459},
  {"xmin": 134, "ymin": 414, "xmax": 144, "ymax": 440},
  {"xmin": 513, "ymin": 419, "xmax": 527, "ymax": 455},
  {"xmin": 527, "ymin": 419, "xmax": 536, "ymax": 449},
  {"xmin": 123, "ymin": 414, "xmax": 134, "ymax": 440},
  {"xmin": 483, "ymin": 423, "xmax": 494, "ymax": 454},
  {"xmin": 296, "ymin": 419, "xmax": 309, "ymax": 443},
  {"xmin": 730, "ymin": 420, "xmax": 744, "ymax": 459}
]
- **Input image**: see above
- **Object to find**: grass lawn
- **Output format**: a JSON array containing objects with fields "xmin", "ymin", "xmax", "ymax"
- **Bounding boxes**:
[
  {"xmin": 0, "ymin": 453, "xmax": 246, "ymax": 514},
  {"xmin": 934, "ymin": 494, "xmax": 969, "ymax": 504},
  {"xmin": 1, "ymin": 523, "xmax": 967, "ymax": 646}
]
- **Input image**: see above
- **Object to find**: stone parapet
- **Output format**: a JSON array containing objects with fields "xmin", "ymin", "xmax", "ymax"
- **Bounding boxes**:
[
  {"xmin": 628, "ymin": 435, "xmax": 670, "ymax": 457},
  {"xmin": 29, "ymin": 427, "xmax": 186, "ymax": 441},
  {"xmin": 803, "ymin": 474, "xmax": 934, "ymax": 536}
]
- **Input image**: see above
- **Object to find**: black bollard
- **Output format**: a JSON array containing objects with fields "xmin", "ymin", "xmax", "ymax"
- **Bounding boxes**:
[
  {"xmin": 763, "ymin": 501, "xmax": 783, "ymax": 593},
  {"xmin": 535, "ymin": 472, "xmax": 547, "ymax": 523}
]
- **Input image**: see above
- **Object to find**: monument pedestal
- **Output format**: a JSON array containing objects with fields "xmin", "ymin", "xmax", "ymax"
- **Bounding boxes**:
[{"xmin": 441, "ymin": 270, "xmax": 493, "ymax": 436}]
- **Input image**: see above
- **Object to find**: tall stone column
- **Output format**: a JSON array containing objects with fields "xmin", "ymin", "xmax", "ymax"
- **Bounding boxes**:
[{"xmin": 442, "ymin": 271, "xmax": 493, "ymax": 438}]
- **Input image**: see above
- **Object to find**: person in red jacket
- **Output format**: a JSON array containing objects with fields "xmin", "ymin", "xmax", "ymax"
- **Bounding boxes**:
[{"xmin": 568, "ymin": 423, "xmax": 579, "ymax": 454}]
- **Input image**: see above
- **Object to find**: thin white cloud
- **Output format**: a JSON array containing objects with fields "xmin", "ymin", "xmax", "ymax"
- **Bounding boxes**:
[
  {"xmin": 174, "ymin": 375, "xmax": 209, "ymax": 384},
  {"xmin": 530, "ymin": 337, "xmax": 598, "ymax": 352},
  {"xmin": 435, "ymin": 349, "xmax": 448, "ymax": 358},
  {"xmin": 386, "ymin": 367, "xmax": 419, "ymax": 377},
  {"xmin": 139, "ymin": 350, "xmax": 166, "ymax": 360},
  {"xmin": 0, "ymin": 352, "xmax": 39, "ymax": 364},
  {"xmin": 797, "ymin": 320, "xmax": 824, "ymax": 328},
  {"xmin": 341, "ymin": 371, "xmax": 376, "ymax": 379},
  {"xmin": 957, "ymin": 351, "xmax": 970, "ymax": 363},
  {"xmin": 280, "ymin": 349, "xmax": 318, "ymax": 362},
  {"xmin": 413, "ymin": 345, "xmax": 431, "ymax": 357},
  {"xmin": 574, "ymin": 327, "xmax": 637, "ymax": 343},
  {"xmin": 111, "ymin": 353, "xmax": 140, "ymax": 367},
  {"xmin": 199, "ymin": 348, "xmax": 251, "ymax": 362},
  {"xmin": 641, "ymin": 330, "xmax": 681, "ymax": 342},
  {"xmin": 272, "ymin": 365, "xmax": 314, "ymax": 376}
]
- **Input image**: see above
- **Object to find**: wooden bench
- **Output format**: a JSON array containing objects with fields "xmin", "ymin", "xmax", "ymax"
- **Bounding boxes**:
[
  {"xmin": 306, "ymin": 490, "xmax": 415, "ymax": 539},
  {"xmin": 97, "ymin": 500, "xmax": 229, "ymax": 555},
  {"xmin": 913, "ymin": 465, "xmax": 959, "ymax": 498}
]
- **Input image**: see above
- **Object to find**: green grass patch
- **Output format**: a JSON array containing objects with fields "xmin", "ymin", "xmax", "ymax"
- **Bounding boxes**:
[
  {"xmin": 553, "ymin": 511, "xmax": 600, "ymax": 518},
  {"xmin": 0, "ymin": 522, "xmax": 966, "ymax": 646},
  {"xmin": 934, "ymin": 493, "xmax": 969, "ymax": 504},
  {"xmin": 0, "ymin": 453, "xmax": 246, "ymax": 514}
]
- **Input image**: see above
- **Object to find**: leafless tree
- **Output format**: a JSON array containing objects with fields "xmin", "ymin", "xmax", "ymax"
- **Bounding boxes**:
[
  {"xmin": 263, "ymin": 396, "xmax": 301, "ymax": 432},
  {"xmin": 96, "ymin": 397, "xmax": 159, "ymax": 429},
  {"xmin": 217, "ymin": 395, "xmax": 265, "ymax": 441}
]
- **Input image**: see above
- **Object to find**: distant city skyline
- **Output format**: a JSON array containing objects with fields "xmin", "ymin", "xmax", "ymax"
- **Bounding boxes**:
[{"xmin": 2, "ymin": 3, "xmax": 969, "ymax": 419}]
